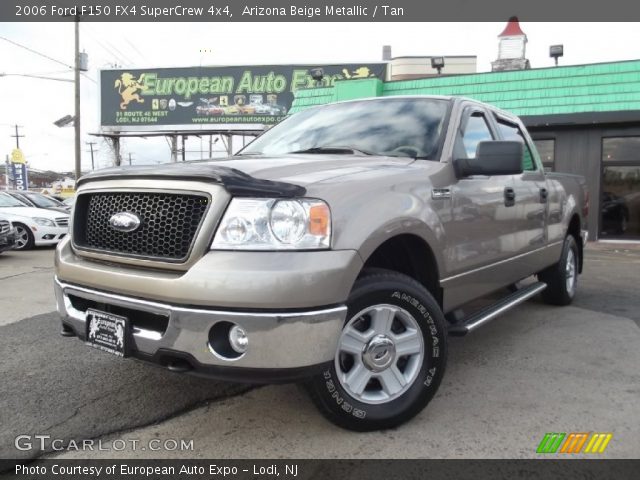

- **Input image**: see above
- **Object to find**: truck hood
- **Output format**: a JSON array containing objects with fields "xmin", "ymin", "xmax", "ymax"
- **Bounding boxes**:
[
  {"xmin": 77, "ymin": 154, "xmax": 418, "ymax": 197},
  {"xmin": 206, "ymin": 154, "xmax": 417, "ymax": 184}
]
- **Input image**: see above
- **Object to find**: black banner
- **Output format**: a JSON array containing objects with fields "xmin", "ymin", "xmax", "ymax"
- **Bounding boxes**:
[
  {"xmin": 2, "ymin": 459, "xmax": 640, "ymax": 480},
  {"xmin": 100, "ymin": 64, "xmax": 386, "ymax": 129},
  {"xmin": 4, "ymin": 0, "xmax": 640, "ymax": 21}
]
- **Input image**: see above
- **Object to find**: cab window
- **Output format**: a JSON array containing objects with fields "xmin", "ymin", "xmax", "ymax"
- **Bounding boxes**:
[
  {"xmin": 454, "ymin": 112, "xmax": 494, "ymax": 159},
  {"xmin": 496, "ymin": 120, "xmax": 537, "ymax": 171}
]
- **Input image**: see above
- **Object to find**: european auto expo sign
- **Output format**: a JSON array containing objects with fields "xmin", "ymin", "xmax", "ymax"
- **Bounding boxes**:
[{"xmin": 100, "ymin": 64, "xmax": 386, "ymax": 129}]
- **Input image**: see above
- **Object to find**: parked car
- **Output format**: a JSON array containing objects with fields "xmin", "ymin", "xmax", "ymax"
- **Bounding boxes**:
[
  {"xmin": 239, "ymin": 104, "xmax": 256, "ymax": 114},
  {"xmin": 47, "ymin": 194, "xmax": 67, "ymax": 203},
  {"xmin": 62, "ymin": 196, "xmax": 76, "ymax": 208},
  {"xmin": 601, "ymin": 191, "xmax": 630, "ymax": 235},
  {"xmin": 0, "ymin": 215, "xmax": 16, "ymax": 253},
  {"xmin": 0, "ymin": 192, "xmax": 69, "ymax": 250},
  {"xmin": 253, "ymin": 103, "xmax": 273, "ymax": 114},
  {"xmin": 5, "ymin": 190, "xmax": 70, "ymax": 214},
  {"xmin": 267, "ymin": 104, "xmax": 287, "ymax": 115},
  {"xmin": 222, "ymin": 105, "xmax": 241, "ymax": 115},
  {"xmin": 196, "ymin": 104, "xmax": 224, "ymax": 116},
  {"xmin": 54, "ymin": 96, "xmax": 588, "ymax": 431}
]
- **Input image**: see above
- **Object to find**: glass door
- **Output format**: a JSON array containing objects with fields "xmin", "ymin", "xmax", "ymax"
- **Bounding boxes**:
[{"xmin": 601, "ymin": 137, "xmax": 640, "ymax": 239}]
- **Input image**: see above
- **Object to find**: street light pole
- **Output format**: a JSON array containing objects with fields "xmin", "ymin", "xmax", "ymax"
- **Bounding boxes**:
[{"xmin": 74, "ymin": 16, "xmax": 81, "ymax": 180}]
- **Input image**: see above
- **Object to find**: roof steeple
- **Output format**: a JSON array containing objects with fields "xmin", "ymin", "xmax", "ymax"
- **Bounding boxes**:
[
  {"xmin": 499, "ymin": 16, "xmax": 526, "ymax": 37},
  {"xmin": 492, "ymin": 17, "xmax": 530, "ymax": 72}
]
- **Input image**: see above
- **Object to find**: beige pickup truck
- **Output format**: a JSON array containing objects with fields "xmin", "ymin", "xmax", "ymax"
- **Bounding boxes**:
[{"xmin": 55, "ymin": 96, "xmax": 588, "ymax": 431}]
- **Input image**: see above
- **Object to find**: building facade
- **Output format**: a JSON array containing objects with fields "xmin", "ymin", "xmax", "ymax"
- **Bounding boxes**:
[{"xmin": 388, "ymin": 56, "xmax": 477, "ymax": 80}]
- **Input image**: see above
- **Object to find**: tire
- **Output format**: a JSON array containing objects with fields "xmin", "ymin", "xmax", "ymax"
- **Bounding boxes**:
[
  {"xmin": 306, "ymin": 268, "xmax": 447, "ymax": 431},
  {"xmin": 13, "ymin": 223, "xmax": 35, "ymax": 250},
  {"xmin": 538, "ymin": 235, "xmax": 579, "ymax": 306}
]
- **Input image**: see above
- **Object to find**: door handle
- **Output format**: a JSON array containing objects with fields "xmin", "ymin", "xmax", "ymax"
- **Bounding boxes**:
[
  {"xmin": 504, "ymin": 187, "xmax": 516, "ymax": 207},
  {"xmin": 540, "ymin": 188, "xmax": 548, "ymax": 203}
]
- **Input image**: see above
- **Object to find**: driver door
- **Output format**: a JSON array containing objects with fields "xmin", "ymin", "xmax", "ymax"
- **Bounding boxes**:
[{"xmin": 443, "ymin": 106, "xmax": 518, "ymax": 306}]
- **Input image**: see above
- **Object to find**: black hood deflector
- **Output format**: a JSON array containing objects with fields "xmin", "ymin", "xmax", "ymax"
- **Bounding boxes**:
[{"xmin": 76, "ymin": 163, "xmax": 306, "ymax": 198}]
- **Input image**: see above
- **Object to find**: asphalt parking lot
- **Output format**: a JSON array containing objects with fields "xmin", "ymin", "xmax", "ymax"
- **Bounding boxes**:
[{"xmin": 0, "ymin": 244, "xmax": 639, "ymax": 460}]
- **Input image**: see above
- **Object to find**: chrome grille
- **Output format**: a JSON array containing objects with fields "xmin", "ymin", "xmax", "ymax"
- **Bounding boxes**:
[
  {"xmin": 56, "ymin": 217, "xmax": 69, "ymax": 227},
  {"xmin": 73, "ymin": 191, "xmax": 210, "ymax": 261},
  {"xmin": 0, "ymin": 220, "xmax": 9, "ymax": 234}
]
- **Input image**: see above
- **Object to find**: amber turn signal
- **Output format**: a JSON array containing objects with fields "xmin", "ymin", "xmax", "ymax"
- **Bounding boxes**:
[{"xmin": 309, "ymin": 204, "xmax": 330, "ymax": 236}]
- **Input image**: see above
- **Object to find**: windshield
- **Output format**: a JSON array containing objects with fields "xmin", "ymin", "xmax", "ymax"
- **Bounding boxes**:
[
  {"xmin": 0, "ymin": 193, "xmax": 28, "ymax": 207},
  {"xmin": 241, "ymin": 98, "xmax": 450, "ymax": 159},
  {"xmin": 22, "ymin": 192, "xmax": 62, "ymax": 208}
]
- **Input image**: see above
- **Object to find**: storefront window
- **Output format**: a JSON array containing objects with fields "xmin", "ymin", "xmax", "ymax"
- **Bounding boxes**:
[
  {"xmin": 534, "ymin": 139, "xmax": 555, "ymax": 171},
  {"xmin": 603, "ymin": 137, "xmax": 640, "ymax": 162},
  {"xmin": 601, "ymin": 137, "xmax": 640, "ymax": 239}
]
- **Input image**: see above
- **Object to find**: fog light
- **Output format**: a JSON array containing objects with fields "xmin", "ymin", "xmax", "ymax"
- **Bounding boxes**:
[{"xmin": 229, "ymin": 325, "xmax": 248, "ymax": 353}]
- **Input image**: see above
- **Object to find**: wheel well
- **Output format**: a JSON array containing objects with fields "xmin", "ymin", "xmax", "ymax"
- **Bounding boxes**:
[
  {"xmin": 567, "ymin": 214, "xmax": 583, "ymax": 273},
  {"xmin": 362, "ymin": 234, "xmax": 442, "ymax": 306}
]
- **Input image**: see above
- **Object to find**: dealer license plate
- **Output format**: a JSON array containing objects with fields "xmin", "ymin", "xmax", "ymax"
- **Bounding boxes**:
[{"xmin": 85, "ymin": 309, "xmax": 129, "ymax": 357}]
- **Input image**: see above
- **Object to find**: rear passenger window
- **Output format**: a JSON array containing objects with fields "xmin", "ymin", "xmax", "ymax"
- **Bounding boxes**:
[
  {"xmin": 496, "ymin": 120, "xmax": 537, "ymax": 171},
  {"xmin": 456, "ymin": 113, "xmax": 494, "ymax": 159}
]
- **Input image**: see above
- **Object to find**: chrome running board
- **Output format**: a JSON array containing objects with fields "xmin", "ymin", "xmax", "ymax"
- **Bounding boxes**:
[{"xmin": 448, "ymin": 282, "xmax": 547, "ymax": 336}]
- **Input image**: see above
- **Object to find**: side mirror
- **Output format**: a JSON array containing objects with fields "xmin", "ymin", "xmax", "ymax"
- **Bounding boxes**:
[{"xmin": 454, "ymin": 141, "xmax": 524, "ymax": 178}]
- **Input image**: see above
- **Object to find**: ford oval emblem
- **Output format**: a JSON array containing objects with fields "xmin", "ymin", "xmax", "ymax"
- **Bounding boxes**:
[{"xmin": 109, "ymin": 212, "xmax": 141, "ymax": 233}]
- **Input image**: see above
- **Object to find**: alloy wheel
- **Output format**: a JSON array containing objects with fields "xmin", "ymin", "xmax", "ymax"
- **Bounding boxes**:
[{"xmin": 335, "ymin": 304, "xmax": 424, "ymax": 404}]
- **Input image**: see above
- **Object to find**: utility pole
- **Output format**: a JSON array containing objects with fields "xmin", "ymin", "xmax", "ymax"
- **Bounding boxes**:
[
  {"xmin": 74, "ymin": 16, "xmax": 81, "ymax": 180},
  {"xmin": 86, "ymin": 141, "xmax": 96, "ymax": 170},
  {"xmin": 10, "ymin": 125, "xmax": 24, "ymax": 149},
  {"xmin": 128, "ymin": 152, "xmax": 133, "ymax": 165}
]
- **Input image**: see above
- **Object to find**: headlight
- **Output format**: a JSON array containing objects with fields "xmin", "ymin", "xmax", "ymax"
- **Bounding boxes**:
[
  {"xmin": 212, "ymin": 198, "xmax": 331, "ymax": 250},
  {"xmin": 33, "ymin": 217, "xmax": 55, "ymax": 227}
]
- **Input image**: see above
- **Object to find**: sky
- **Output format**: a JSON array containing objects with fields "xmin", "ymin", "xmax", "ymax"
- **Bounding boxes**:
[{"xmin": 1, "ymin": 21, "xmax": 639, "ymax": 173}]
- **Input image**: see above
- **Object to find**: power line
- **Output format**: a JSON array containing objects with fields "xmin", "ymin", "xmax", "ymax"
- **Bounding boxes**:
[
  {"xmin": 99, "ymin": 36, "xmax": 137, "ymax": 66},
  {"xmin": 79, "ymin": 25, "xmax": 123, "ymax": 65},
  {"xmin": 80, "ymin": 24, "xmax": 136, "ymax": 67},
  {"xmin": 15, "ymin": 69, "xmax": 72, "ymax": 76},
  {"xmin": 123, "ymin": 37, "xmax": 146, "ymax": 64},
  {"xmin": 81, "ymin": 72, "xmax": 97, "ymax": 85},
  {"xmin": 0, "ymin": 35, "xmax": 73, "ymax": 70},
  {"xmin": 0, "ymin": 73, "xmax": 73, "ymax": 83}
]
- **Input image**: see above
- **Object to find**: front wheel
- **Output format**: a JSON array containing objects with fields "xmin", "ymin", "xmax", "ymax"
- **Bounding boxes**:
[
  {"xmin": 13, "ymin": 223, "xmax": 35, "ymax": 250},
  {"xmin": 306, "ymin": 269, "xmax": 447, "ymax": 431}
]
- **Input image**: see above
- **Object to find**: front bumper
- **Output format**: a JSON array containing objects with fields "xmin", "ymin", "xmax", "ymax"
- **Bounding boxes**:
[
  {"xmin": 55, "ymin": 237, "xmax": 362, "ymax": 309},
  {"xmin": 55, "ymin": 277, "xmax": 347, "ymax": 381},
  {"xmin": 34, "ymin": 225, "xmax": 67, "ymax": 246},
  {"xmin": 0, "ymin": 229, "xmax": 16, "ymax": 251}
]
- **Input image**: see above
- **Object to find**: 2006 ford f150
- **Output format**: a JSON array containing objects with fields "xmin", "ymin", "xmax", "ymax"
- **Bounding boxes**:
[{"xmin": 55, "ymin": 96, "xmax": 588, "ymax": 431}]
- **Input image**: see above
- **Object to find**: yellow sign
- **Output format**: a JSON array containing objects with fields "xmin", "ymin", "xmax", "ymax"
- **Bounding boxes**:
[{"xmin": 11, "ymin": 148, "xmax": 26, "ymax": 164}]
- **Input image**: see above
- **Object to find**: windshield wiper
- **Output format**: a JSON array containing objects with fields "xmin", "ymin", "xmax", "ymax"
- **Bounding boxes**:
[{"xmin": 290, "ymin": 146, "xmax": 374, "ymax": 156}]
